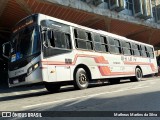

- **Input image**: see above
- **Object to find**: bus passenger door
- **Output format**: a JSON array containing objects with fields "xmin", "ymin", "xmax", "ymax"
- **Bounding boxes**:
[
  {"xmin": 43, "ymin": 24, "xmax": 73, "ymax": 82},
  {"xmin": 47, "ymin": 56, "xmax": 71, "ymax": 82},
  {"xmin": 56, "ymin": 63, "xmax": 71, "ymax": 82}
]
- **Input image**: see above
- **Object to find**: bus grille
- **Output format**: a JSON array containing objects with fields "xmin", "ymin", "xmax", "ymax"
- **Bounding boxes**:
[{"xmin": 9, "ymin": 74, "xmax": 27, "ymax": 84}]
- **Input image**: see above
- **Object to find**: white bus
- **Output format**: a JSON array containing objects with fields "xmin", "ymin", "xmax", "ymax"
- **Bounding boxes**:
[{"xmin": 3, "ymin": 13, "xmax": 158, "ymax": 92}]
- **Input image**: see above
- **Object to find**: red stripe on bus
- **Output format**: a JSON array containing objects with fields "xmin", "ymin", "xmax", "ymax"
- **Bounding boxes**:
[
  {"xmin": 109, "ymin": 72, "xmax": 135, "ymax": 76},
  {"xmin": 41, "ymin": 54, "xmax": 109, "ymax": 65},
  {"xmin": 98, "ymin": 66, "xmax": 134, "ymax": 76},
  {"xmin": 98, "ymin": 66, "xmax": 111, "ymax": 76},
  {"xmin": 124, "ymin": 61, "xmax": 156, "ymax": 72},
  {"xmin": 150, "ymin": 64, "xmax": 156, "ymax": 72},
  {"xmin": 94, "ymin": 56, "xmax": 109, "ymax": 64},
  {"xmin": 124, "ymin": 61, "xmax": 152, "ymax": 65}
]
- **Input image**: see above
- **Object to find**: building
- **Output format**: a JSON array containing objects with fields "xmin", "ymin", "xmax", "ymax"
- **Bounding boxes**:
[{"xmin": 0, "ymin": 0, "xmax": 160, "ymax": 47}]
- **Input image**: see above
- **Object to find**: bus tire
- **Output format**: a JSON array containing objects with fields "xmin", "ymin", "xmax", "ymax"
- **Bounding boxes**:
[
  {"xmin": 108, "ymin": 78, "xmax": 120, "ymax": 85},
  {"xmin": 74, "ymin": 68, "xmax": 89, "ymax": 90},
  {"xmin": 130, "ymin": 68, "xmax": 142, "ymax": 82},
  {"xmin": 45, "ymin": 83, "xmax": 61, "ymax": 93}
]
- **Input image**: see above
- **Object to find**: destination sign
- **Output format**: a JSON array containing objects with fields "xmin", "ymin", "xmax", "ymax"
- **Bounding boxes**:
[{"xmin": 13, "ymin": 20, "xmax": 34, "ymax": 33}]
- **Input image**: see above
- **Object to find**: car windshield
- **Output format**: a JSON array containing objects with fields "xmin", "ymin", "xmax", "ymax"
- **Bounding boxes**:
[{"xmin": 10, "ymin": 26, "xmax": 40, "ymax": 62}]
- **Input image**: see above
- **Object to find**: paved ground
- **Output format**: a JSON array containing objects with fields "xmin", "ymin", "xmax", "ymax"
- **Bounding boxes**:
[{"xmin": 0, "ymin": 77, "xmax": 160, "ymax": 120}]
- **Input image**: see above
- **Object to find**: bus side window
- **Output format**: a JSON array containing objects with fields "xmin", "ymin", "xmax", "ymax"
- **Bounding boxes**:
[
  {"xmin": 108, "ymin": 37, "xmax": 115, "ymax": 53},
  {"xmin": 123, "ymin": 42, "xmax": 132, "ymax": 55},
  {"xmin": 50, "ymin": 31, "xmax": 71, "ymax": 49},
  {"xmin": 86, "ymin": 32, "xmax": 92, "ymax": 41},
  {"xmin": 114, "ymin": 39, "xmax": 121, "ymax": 54},
  {"xmin": 138, "ymin": 45, "xmax": 142, "ymax": 56},
  {"xmin": 74, "ymin": 29, "xmax": 78, "ymax": 38},
  {"xmin": 43, "ymin": 32, "xmax": 46, "ymax": 42},
  {"xmin": 150, "ymin": 47, "xmax": 154, "ymax": 58},
  {"xmin": 132, "ymin": 44, "xmax": 141, "ymax": 56},
  {"xmin": 147, "ymin": 47, "xmax": 154, "ymax": 58},
  {"xmin": 141, "ymin": 45, "xmax": 148, "ymax": 57},
  {"xmin": 65, "ymin": 33, "xmax": 72, "ymax": 49},
  {"xmin": 77, "ymin": 29, "xmax": 87, "ymax": 40},
  {"xmin": 49, "ymin": 30, "xmax": 55, "ymax": 47},
  {"xmin": 145, "ymin": 46, "xmax": 149, "ymax": 57},
  {"xmin": 94, "ymin": 34, "xmax": 101, "ymax": 51},
  {"xmin": 74, "ymin": 28, "xmax": 93, "ymax": 50},
  {"xmin": 101, "ymin": 36, "xmax": 108, "ymax": 52},
  {"xmin": 74, "ymin": 29, "xmax": 78, "ymax": 48},
  {"xmin": 94, "ymin": 34, "xmax": 108, "ymax": 52},
  {"xmin": 86, "ymin": 32, "xmax": 93, "ymax": 50},
  {"xmin": 55, "ymin": 31, "xmax": 64, "ymax": 48},
  {"xmin": 146, "ymin": 46, "xmax": 150, "ymax": 58}
]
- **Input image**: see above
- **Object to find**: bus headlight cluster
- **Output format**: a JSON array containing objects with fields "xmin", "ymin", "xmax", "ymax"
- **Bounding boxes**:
[{"xmin": 27, "ymin": 62, "xmax": 39, "ymax": 75}]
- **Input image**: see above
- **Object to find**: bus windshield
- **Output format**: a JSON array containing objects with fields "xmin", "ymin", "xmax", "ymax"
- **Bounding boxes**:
[{"xmin": 10, "ymin": 25, "xmax": 40, "ymax": 62}]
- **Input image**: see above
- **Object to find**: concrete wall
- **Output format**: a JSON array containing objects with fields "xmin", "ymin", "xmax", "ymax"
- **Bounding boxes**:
[
  {"xmin": 155, "ymin": 0, "xmax": 160, "ymax": 5},
  {"xmin": 45, "ymin": 0, "xmax": 160, "ymax": 29}
]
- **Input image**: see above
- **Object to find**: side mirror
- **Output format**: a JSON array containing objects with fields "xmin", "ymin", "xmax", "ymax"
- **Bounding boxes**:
[{"xmin": 2, "ymin": 42, "xmax": 11, "ymax": 59}]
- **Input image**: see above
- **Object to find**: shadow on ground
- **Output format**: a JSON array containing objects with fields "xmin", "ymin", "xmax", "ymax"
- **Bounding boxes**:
[
  {"xmin": 23, "ymin": 90, "xmax": 160, "ymax": 120},
  {"xmin": 0, "ymin": 79, "xmax": 149, "ymax": 102}
]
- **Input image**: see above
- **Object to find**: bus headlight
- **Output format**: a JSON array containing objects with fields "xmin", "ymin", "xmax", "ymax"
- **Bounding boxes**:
[
  {"xmin": 34, "ymin": 63, "xmax": 39, "ymax": 69},
  {"xmin": 27, "ymin": 62, "xmax": 39, "ymax": 75},
  {"xmin": 28, "ymin": 67, "xmax": 33, "ymax": 75}
]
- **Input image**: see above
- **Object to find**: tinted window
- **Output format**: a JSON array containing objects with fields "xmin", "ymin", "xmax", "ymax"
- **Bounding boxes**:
[
  {"xmin": 94, "ymin": 34, "xmax": 108, "ymax": 52},
  {"xmin": 101, "ymin": 36, "xmax": 107, "ymax": 43},
  {"xmin": 41, "ymin": 20, "xmax": 70, "ymax": 33},
  {"xmin": 114, "ymin": 39, "xmax": 121, "ymax": 54},
  {"xmin": 125, "ymin": 42, "xmax": 131, "ymax": 48},
  {"xmin": 78, "ymin": 30, "xmax": 86, "ymax": 39},
  {"xmin": 65, "ymin": 34, "xmax": 71, "ymax": 49},
  {"xmin": 94, "ymin": 34, "xmax": 101, "ymax": 42},
  {"xmin": 101, "ymin": 45, "xmax": 108, "ymax": 52},
  {"xmin": 74, "ymin": 28, "xmax": 93, "ymax": 50},
  {"xmin": 108, "ymin": 38, "xmax": 121, "ymax": 54},
  {"xmin": 95, "ymin": 43, "xmax": 102, "ymax": 51},
  {"xmin": 115, "ymin": 39, "xmax": 120, "ymax": 46},
  {"xmin": 50, "ymin": 31, "xmax": 72, "ymax": 49},
  {"xmin": 132, "ymin": 44, "xmax": 141, "ymax": 56},
  {"xmin": 123, "ymin": 42, "xmax": 132, "ymax": 55},
  {"xmin": 86, "ymin": 32, "xmax": 92, "ymax": 41},
  {"xmin": 109, "ymin": 38, "xmax": 115, "ymax": 45},
  {"xmin": 110, "ymin": 46, "xmax": 116, "ymax": 53},
  {"xmin": 77, "ymin": 40, "xmax": 87, "ymax": 49},
  {"xmin": 141, "ymin": 45, "xmax": 148, "ymax": 57},
  {"xmin": 86, "ymin": 42, "xmax": 92, "ymax": 50},
  {"xmin": 146, "ymin": 46, "xmax": 154, "ymax": 58}
]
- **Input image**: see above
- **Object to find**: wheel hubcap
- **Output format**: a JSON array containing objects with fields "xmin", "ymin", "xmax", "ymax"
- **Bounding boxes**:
[
  {"xmin": 79, "ymin": 74, "xmax": 87, "ymax": 85},
  {"xmin": 137, "ymin": 70, "xmax": 142, "ymax": 79}
]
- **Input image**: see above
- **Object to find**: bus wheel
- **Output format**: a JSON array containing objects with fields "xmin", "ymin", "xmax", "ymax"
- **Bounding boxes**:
[
  {"xmin": 74, "ymin": 68, "xmax": 89, "ymax": 90},
  {"xmin": 45, "ymin": 83, "xmax": 61, "ymax": 93},
  {"xmin": 130, "ymin": 68, "xmax": 142, "ymax": 82},
  {"xmin": 108, "ymin": 78, "xmax": 120, "ymax": 85}
]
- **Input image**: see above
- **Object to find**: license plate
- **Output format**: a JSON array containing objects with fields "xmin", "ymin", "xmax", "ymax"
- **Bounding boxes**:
[{"xmin": 13, "ymin": 79, "xmax": 19, "ymax": 84}]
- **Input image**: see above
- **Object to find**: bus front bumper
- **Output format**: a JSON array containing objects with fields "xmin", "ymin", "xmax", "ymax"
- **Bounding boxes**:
[{"xmin": 8, "ymin": 68, "xmax": 43, "ymax": 87}]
